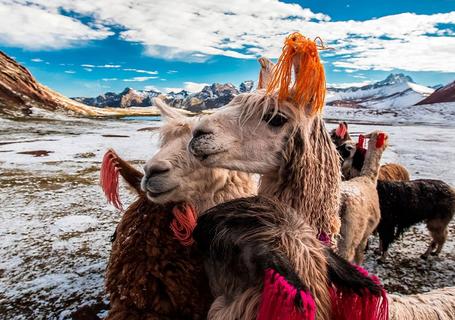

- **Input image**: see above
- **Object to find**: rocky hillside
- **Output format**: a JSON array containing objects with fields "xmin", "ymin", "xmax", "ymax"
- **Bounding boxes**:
[
  {"xmin": 0, "ymin": 51, "xmax": 176, "ymax": 118},
  {"xmin": 415, "ymin": 81, "xmax": 455, "ymax": 105},
  {"xmin": 326, "ymin": 74, "xmax": 434, "ymax": 109},
  {"xmin": 74, "ymin": 81, "xmax": 254, "ymax": 112}
]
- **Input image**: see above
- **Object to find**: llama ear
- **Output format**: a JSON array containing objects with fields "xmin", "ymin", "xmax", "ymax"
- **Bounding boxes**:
[
  {"xmin": 335, "ymin": 122, "xmax": 347, "ymax": 139},
  {"xmin": 257, "ymin": 57, "xmax": 275, "ymax": 90},
  {"xmin": 153, "ymin": 98, "xmax": 186, "ymax": 121}
]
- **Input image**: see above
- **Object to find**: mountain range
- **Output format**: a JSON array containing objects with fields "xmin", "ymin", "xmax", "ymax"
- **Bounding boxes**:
[
  {"xmin": 0, "ymin": 50, "xmax": 453, "ymax": 118},
  {"xmin": 74, "ymin": 74, "xmax": 452, "ymax": 111}
]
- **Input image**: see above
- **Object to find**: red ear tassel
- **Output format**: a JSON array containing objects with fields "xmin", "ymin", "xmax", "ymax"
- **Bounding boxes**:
[
  {"xmin": 170, "ymin": 204, "xmax": 197, "ymax": 246},
  {"xmin": 335, "ymin": 123, "xmax": 347, "ymax": 139},
  {"xmin": 329, "ymin": 265, "xmax": 388, "ymax": 320},
  {"xmin": 100, "ymin": 149, "xmax": 123, "ymax": 211},
  {"xmin": 357, "ymin": 134, "xmax": 365, "ymax": 150},
  {"xmin": 376, "ymin": 133, "xmax": 386, "ymax": 148},
  {"xmin": 257, "ymin": 269, "xmax": 316, "ymax": 320}
]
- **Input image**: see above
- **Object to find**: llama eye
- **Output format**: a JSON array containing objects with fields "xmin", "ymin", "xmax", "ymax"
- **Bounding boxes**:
[{"xmin": 263, "ymin": 113, "xmax": 288, "ymax": 127}]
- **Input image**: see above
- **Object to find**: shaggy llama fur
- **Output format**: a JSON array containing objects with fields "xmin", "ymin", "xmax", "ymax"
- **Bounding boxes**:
[
  {"xmin": 190, "ymin": 56, "xmax": 341, "ymax": 237},
  {"xmin": 104, "ymin": 100, "xmax": 255, "ymax": 319},
  {"xmin": 338, "ymin": 131, "xmax": 388, "ymax": 264},
  {"xmin": 376, "ymin": 179, "xmax": 455, "ymax": 261},
  {"xmin": 194, "ymin": 196, "xmax": 386, "ymax": 320}
]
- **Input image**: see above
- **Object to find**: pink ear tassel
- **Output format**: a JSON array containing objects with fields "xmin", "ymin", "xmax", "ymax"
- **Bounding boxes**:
[
  {"xmin": 170, "ymin": 204, "xmax": 197, "ymax": 246},
  {"xmin": 100, "ymin": 150, "xmax": 123, "ymax": 211},
  {"xmin": 335, "ymin": 123, "xmax": 347, "ymax": 139},
  {"xmin": 257, "ymin": 269, "xmax": 316, "ymax": 320},
  {"xmin": 357, "ymin": 134, "xmax": 365, "ymax": 150},
  {"xmin": 329, "ymin": 265, "xmax": 388, "ymax": 320},
  {"xmin": 376, "ymin": 133, "xmax": 386, "ymax": 148}
]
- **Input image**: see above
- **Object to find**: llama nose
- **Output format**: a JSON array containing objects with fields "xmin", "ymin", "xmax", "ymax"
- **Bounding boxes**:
[
  {"xmin": 193, "ymin": 128, "xmax": 212, "ymax": 139},
  {"xmin": 144, "ymin": 161, "xmax": 171, "ymax": 178}
]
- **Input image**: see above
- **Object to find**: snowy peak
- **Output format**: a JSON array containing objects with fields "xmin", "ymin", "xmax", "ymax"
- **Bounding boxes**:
[
  {"xmin": 378, "ymin": 73, "xmax": 414, "ymax": 86},
  {"xmin": 326, "ymin": 73, "xmax": 434, "ymax": 109}
]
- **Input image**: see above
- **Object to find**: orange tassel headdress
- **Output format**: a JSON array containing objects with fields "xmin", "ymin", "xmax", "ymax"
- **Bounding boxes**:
[{"xmin": 267, "ymin": 32, "xmax": 328, "ymax": 114}]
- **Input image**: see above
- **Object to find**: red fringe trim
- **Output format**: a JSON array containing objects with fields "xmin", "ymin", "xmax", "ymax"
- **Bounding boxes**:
[
  {"xmin": 170, "ymin": 204, "xmax": 197, "ymax": 246},
  {"xmin": 257, "ymin": 269, "xmax": 316, "ymax": 320},
  {"xmin": 329, "ymin": 265, "xmax": 389, "ymax": 320},
  {"xmin": 100, "ymin": 149, "xmax": 123, "ymax": 211}
]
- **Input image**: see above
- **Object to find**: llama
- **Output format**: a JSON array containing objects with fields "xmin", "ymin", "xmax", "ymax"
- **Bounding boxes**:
[
  {"xmin": 338, "ymin": 131, "xmax": 388, "ymax": 264},
  {"xmin": 102, "ymin": 99, "xmax": 255, "ymax": 319},
  {"xmin": 332, "ymin": 122, "xmax": 410, "ymax": 181},
  {"xmin": 331, "ymin": 124, "xmax": 454, "ymax": 261},
  {"xmin": 189, "ymin": 32, "xmax": 455, "ymax": 319},
  {"xmin": 194, "ymin": 196, "xmax": 455, "ymax": 320},
  {"xmin": 376, "ymin": 179, "xmax": 455, "ymax": 262},
  {"xmin": 190, "ymin": 35, "xmax": 342, "ymax": 238},
  {"xmin": 193, "ymin": 196, "xmax": 388, "ymax": 320}
]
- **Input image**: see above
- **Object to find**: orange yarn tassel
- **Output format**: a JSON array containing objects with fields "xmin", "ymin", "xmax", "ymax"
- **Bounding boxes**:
[
  {"xmin": 267, "ymin": 32, "xmax": 327, "ymax": 114},
  {"xmin": 170, "ymin": 204, "xmax": 197, "ymax": 246}
]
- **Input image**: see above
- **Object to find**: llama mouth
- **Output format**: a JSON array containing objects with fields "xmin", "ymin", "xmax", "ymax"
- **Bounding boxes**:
[{"xmin": 146, "ymin": 187, "xmax": 177, "ymax": 198}]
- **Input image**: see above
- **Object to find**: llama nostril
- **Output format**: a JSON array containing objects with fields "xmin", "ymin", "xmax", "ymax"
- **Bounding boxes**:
[
  {"xmin": 144, "ymin": 163, "xmax": 171, "ymax": 178},
  {"xmin": 193, "ymin": 129, "xmax": 212, "ymax": 139}
]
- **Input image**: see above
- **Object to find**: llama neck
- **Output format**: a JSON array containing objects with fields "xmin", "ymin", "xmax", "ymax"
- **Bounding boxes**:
[
  {"xmin": 359, "ymin": 143, "xmax": 384, "ymax": 183},
  {"xmin": 192, "ymin": 170, "xmax": 255, "ymax": 214},
  {"xmin": 259, "ymin": 116, "xmax": 342, "ymax": 235}
]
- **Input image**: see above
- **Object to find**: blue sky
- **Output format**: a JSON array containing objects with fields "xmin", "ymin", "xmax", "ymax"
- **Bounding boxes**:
[{"xmin": 0, "ymin": 0, "xmax": 454, "ymax": 97}]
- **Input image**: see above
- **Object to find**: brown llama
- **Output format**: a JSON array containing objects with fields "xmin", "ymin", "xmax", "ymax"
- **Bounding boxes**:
[{"xmin": 102, "ymin": 99, "xmax": 255, "ymax": 320}]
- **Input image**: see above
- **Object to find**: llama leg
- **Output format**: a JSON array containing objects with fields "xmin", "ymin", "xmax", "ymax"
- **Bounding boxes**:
[
  {"xmin": 354, "ymin": 236, "xmax": 369, "ymax": 264},
  {"xmin": 421, "ymin": 241, "xmax": 437, "ymax": 260},
  {"xmin": 432, "ymin": 227, "xmax": 448, "ymax": 256}
]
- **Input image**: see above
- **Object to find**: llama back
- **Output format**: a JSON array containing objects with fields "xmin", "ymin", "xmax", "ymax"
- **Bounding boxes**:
[{"xmin": 106, "ymin": 197, "xmax": 212, "ymax": 320}]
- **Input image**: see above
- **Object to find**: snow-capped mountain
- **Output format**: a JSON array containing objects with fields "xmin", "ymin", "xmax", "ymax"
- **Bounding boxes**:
[
  {"xmin": 73, "ymin": 80, "xmax": 255, "ymax": 112},
  {"xmin": 326, "ymin": 74, "xmax": 434, "ymax": 109}
]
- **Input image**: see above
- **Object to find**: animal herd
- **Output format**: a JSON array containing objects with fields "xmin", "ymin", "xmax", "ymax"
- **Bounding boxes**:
[{"xmin": 97, "ymin": 33, "xmax": 455, "ymax": 320}]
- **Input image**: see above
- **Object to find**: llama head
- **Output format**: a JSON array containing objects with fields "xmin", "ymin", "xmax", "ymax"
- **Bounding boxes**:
[
  {"xmin": 189, "ymin": 34, "xmax": 329, "ymax": 174},
  {"xmin": 330, "ymin": 122, "xmax": 350, "ymax": 147},
  {"xmin": 337, "ymin": 140, "xmax": 357, "ymax": 162},
  {"xmin": 365, "ymin": 131, "xmax": 389, "ymax": 151},
  {"xmin": 141, "ymin": 99, "xmax": 233, "ymax": 206},
  {"xmin": 189, "ymin": 33, "xmax": 341, "ymax": 234}
]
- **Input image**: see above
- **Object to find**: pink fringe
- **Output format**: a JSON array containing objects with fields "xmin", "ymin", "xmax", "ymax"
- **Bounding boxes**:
[
  {"xmin": 257, "ymin": 269, "xmax": 316, "ymax": 320},
  {"xmin": 357, "ymin": 134, "xmax": 365, "ymax": 150},
  {"xmin": 170, "ymin": 204, "xmax": 197, "ymax": 246},
  {"xmin": 335, "ymin": 123, "xmax": 347, "ymax": 139},
  {"xmin": 100, "ymin": 149, "xmax": 123, "ymax": 211},
  {"xmin": 329, "ymin": 265, "xmax": 389, "ymax": 320}
]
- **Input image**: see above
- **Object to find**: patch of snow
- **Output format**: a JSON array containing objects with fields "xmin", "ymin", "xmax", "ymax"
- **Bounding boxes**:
[{"xmin": 51, "ymin": 215, "xmax": 98, "ymax": 234}]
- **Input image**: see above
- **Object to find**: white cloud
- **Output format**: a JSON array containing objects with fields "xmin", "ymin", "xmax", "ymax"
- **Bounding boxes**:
[
  {"xmin": 164, "ymin": 87, "xmax": 183, "ymax": 93},
  {"xmin": 81, "ymin": 64, "xmax": 121, "ymax": 68},
  {"xmin": 0, "ymin": 1, "xmax": 112, "ymax": 49},
  {"xmin": 144, "ymin": 85, "xmax": 160, "ymax": 91},
  {"xmin": 1, "ymin": 1, "xmax": 454, "ymax": 72},
  {"xmin": 101, "ymin": 78, "xmax": 118, "ymax": 81},
  {"xmin": 64, "ymin": 70, "xmax": 76, "ymax": 74},
  {"xmin": 31, "ymin": 58, "xmax": 43, "ymax": 62},
  {"xmin": 123, "ymin": 76, "xmax": 157, "ymax": 82},
  {"xmin": 84, "ymin": 68, "xmax": 93, "ymax": 72},
  {"xmin": 123, "ymin": 68, "xmax": 158, "ymax": 75},
  {"xmin": 167, "ymin": 70, "xmax": 178, "ymax": 74},
  {"xmin": 183, "ymin": 82, "xmax": 209, "ymax": 92}
]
